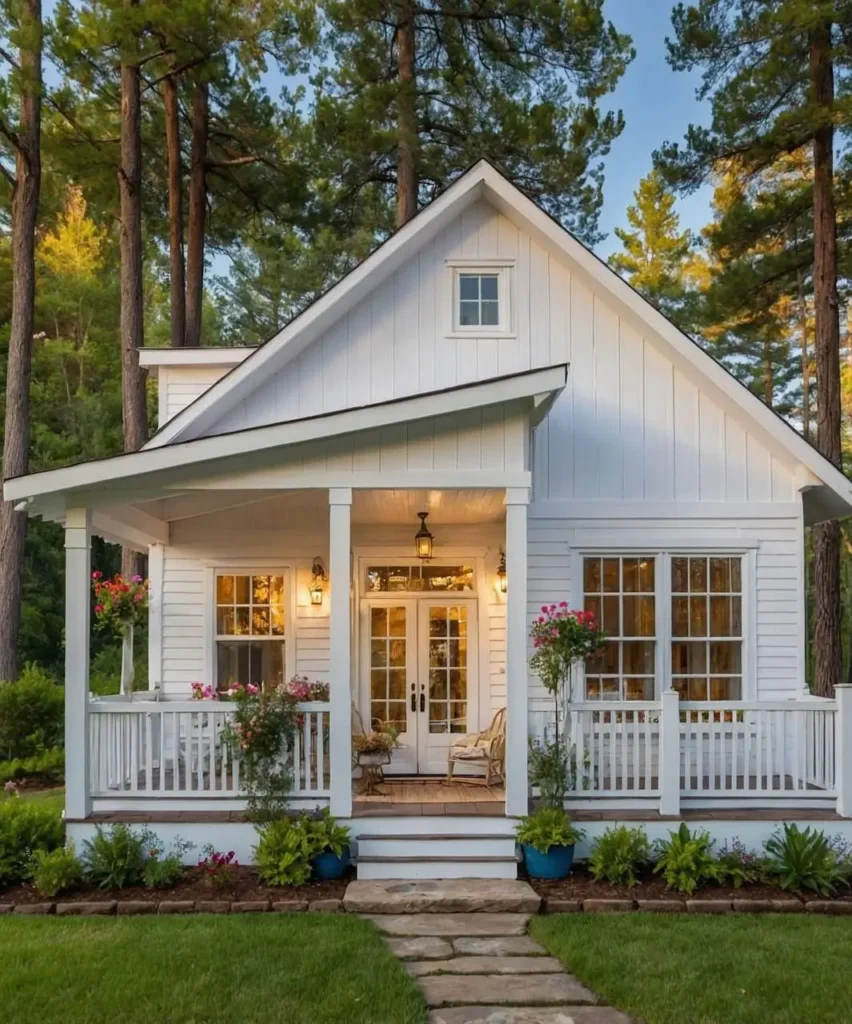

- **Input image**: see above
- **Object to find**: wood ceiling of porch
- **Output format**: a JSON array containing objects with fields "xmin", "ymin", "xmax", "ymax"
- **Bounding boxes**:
[{"xmin": 134, "ymin": 487, "xmax": 507, "ymax": 525}]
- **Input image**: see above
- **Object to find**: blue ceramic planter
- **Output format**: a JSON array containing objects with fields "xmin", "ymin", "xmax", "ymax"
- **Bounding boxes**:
[
  {"xmin": 313, "ymin": 846, "xmax": 351, "ymax": 880},
  {"xmin": 522, "ymin": 842, "xmax": 575, "ymax": 880}
]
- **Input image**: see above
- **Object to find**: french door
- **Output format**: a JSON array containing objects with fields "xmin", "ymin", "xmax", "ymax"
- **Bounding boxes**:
[{"xmin": 361, "ymin": 598, "xmax": 478, "ymax": 775}]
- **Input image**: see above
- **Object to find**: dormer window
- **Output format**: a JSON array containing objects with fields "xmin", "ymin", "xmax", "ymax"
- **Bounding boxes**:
[{"xmin": 447, "ymin": 259, "xmax": 514, "ymax": 337}]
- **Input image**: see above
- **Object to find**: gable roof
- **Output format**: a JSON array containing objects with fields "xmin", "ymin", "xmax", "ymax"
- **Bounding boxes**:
[
  {"xmin": 3, "ymin": 365, "xmax": 566, "ymax": 513},
  {"xmin": 139, "ymin": 157, "xmax": 851, "ymax": 521}
]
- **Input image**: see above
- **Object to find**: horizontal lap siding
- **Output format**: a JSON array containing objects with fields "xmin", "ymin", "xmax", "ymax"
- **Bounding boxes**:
[
  {"xmin": 526, "ymin": 516, "xmax": 802, "ymax": 706},
  {"xmin": 161, "ymin": 367, "xmax": 232, "ymax": 426}
]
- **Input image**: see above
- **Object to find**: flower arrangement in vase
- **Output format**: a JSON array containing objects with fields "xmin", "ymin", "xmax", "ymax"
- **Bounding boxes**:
[{"xmin": 92, "ymin": 572, "xmax": 149, "ymax": 695}]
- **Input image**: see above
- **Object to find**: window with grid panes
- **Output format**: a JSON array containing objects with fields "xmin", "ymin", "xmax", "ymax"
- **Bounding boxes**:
[
  {"xmin": 583, "ymin": 556, "xmax": 656, "ymax": 700},
  {"xmin": 671, "ymin": 556, "xmax": 742, "ymax": 700},
  {"xmin": 457, "ymin": 273, "xmax": 499, "ymax": 328},
  {"xmin": 215, "ymin": 573, "xmax": 286, "ymax": 693},
  {"xmin": 369, "ymin": 606, "xmax": 408, "ymax": 732}
]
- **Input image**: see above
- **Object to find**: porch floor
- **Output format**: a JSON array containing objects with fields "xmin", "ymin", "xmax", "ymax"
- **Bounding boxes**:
[{"xmin": 352, "ymin": 777, "xmax": 505, "ymax": 818}]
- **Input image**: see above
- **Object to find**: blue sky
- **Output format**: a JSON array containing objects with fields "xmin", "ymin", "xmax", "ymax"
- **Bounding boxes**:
[{"xmin": 596, "ymin": 0, "xmax": 713, "ymax": 256}]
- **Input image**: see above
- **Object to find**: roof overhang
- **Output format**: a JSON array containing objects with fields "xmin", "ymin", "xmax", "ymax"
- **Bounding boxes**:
[
  {"xmin": 4, "ymin": 364, "xmax": 566, "ymax": 518},
  {"xmin": 137, "ymin": 347, "xmax": 256, "ymax": 377}
]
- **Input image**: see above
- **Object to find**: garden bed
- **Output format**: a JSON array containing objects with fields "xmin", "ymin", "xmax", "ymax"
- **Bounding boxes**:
[{"xmin": 0, "ymin": 864, "xmax": 351, "ymax": 908}]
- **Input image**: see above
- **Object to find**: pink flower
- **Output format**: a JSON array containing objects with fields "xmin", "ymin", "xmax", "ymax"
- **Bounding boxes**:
[
  {"xmin": 94, "ymin": 604, "xmax": 104, "ymax": 614},
  {"xmin": 132, "ymin": 574, "xmax": 143, "ymax": 583},
  {"xmin": 91, "ymin": 570, "xmax": 102, "ymax": 580},
  {"xmin": 246, "ymin": 683, "xmax": 259, "ymax": 695}
]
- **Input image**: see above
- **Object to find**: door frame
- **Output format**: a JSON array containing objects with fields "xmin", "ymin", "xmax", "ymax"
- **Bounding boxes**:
[{"xmin": 354, "ymin": 548, "xmax": 493, "ymax": 775}]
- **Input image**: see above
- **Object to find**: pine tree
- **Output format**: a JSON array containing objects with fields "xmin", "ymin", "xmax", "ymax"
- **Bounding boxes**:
[
  {"xmin": 608, "ymin": 169, "xmax": 696, "ymax": 325},
  {"xmin": 657, "ymin": 0, "xmax": 852, "ymax": 696},
  {"xmin": 314, "ymin": 0, "xmax": 634, "ymax": 240}
]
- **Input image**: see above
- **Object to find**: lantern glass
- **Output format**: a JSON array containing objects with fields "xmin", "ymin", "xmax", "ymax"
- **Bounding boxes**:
[
  {"xmin": 414, "ymin": 512, "xmax": 433, "ymax": 560},
  {"xmin": 497, "ymin": 550, "xmax": 507, "ymax": 593}
]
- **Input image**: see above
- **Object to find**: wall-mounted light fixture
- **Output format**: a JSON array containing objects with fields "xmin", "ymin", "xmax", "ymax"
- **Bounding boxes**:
[
  {"xmin": 497, "ymin": 548, "xmax": 507, "ymax": 593},
  {"xmin": 310, "ymin": 557, "xmax": 327, "ymax": 605},
  {"xmin": 414, "ymin": 511, "xmax": 433, "ymax": 560}
]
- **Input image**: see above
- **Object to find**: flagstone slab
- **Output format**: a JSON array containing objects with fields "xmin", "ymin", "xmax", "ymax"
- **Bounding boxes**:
[
  {"xmin": 365, "ymin": 913, "xmax": 531, "ymax": 937},
  {"xmin": 345, "ymin": 880, "xmax": 540, "ymax": 915},
  {"xmin": 419, "ymin": 973, "xmax": 598, "ymax": 1008},
  {"xmin": 407, "ymin": 956, "xmax": 564, "ymax": 976},
  {"xmin": 428, "ymin": 1006, "xmax": 633, "ymax": 1024},
  {"xmin": 453, "ymin": 937, "xmax": 549, "ymax": 957},
  {"xmin": 386, "ymin": 936, "xmax": 454, "ymax": 960}
]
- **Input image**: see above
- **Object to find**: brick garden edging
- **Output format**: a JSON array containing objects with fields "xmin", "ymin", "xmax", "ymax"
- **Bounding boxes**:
[
  {"xmin": 543, "ymin": 897, "xmax": 852, "ymax": 915},
  {"xmin": 0, "ymin": 898, "xmax": 343, "ymax": 916}
]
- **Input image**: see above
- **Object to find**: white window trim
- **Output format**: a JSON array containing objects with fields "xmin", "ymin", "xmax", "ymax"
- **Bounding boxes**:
[
  {"xmin": 569, "ymin": 548, "xmax": 755, "ymax": 701},
  {"xmin": 445, "ymin": 259, "xmax": 515, "ymax": 339},
  {"xmin": 202, "ymin": 563, "xmax": 296, "ymax": 688}
]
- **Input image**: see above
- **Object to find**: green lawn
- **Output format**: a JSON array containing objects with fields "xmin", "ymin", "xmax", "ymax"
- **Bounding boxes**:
[
  {"xmin": 532, "ymin": 913, "xmax": 852, "ymax": 1024},
  {"xmin": 18, "ymin": 787, "xmax": 64, "ymax": 816},
  {"xmin": 0, "ymin": 915, "xmax": 426, "ymax": 1024}
]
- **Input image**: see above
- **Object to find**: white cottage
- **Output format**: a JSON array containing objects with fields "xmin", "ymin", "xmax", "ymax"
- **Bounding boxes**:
[{"xmin": 7, "ymin": 160, "xmax": 852, "ymax": 877}]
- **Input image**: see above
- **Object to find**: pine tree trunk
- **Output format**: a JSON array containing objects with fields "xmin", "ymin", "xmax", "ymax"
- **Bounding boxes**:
[
  {"xmin": 163, "ymin": 66, "xmax": 186, "ymax": 348},
  {"xmin": 395, "ymin": 2, "xmax": 417, "ymax": 227},
  {"xmin": 0, "ymin": 0, "xmax": 42, "ymax": 683},
  {"xmin": 798, "ymin": 266, "xmax": 810, "ymax": 442},
  {"xmin": 809, "ymin": 21, "xmax": 841, "ymax": 698},
  {"xmin": 119, "ymin": 0, "xmax": 147, "ymax": 580},
  {"xmin": 185, "ymin": 79, "xmax": 208, "ymax": 348}
]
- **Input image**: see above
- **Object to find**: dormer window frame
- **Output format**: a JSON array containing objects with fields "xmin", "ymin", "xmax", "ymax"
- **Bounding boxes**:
[{"xmin": 445, "ymin": 258, "xmax": 516, "ymax": 339}]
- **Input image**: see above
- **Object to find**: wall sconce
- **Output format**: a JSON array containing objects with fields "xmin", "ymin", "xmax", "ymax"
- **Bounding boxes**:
[
  {"xmin": 310, "ymin": 557, "xmax": 327, "ymax": 605},
  {"xmin": 497, "ymin": 549, "xmax": 507, "ymax": 594},
  {"xmin": 414, "ymin": 511, "xmax": 433, "ymax": 560}
]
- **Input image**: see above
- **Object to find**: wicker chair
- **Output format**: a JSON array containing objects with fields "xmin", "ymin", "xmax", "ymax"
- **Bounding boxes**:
[
  {"xmin": 351, "ymin": 704, "xmax": 392, "ymax": 795},
  {"xmin": 445, "ymin": 707, "xmax": 506, "ymax": 789}
]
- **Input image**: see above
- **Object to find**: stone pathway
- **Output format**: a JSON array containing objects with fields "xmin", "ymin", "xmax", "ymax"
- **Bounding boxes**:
[{"xmin": 369, "ymin": 912, "xmax": 632, "ymax": 1024}]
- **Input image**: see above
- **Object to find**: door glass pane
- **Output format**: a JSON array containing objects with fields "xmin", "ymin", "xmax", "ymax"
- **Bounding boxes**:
[
  {"xmin": 428, "ymin": 606, "xmax": 468, "ymax": 733},
  {"xmin": 369, "ymin": 606, "xmax": 407, "ymax": 731}
]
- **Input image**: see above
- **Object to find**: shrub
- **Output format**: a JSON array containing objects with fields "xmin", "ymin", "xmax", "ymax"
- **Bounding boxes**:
[
  {"xmin": 32, "ymin": 843, "xmax": 83, "ymax": 897},
  {"xmin": 653, "ymin": 824, "xmax": 719, "ymax": 894},
  {"xmin": 716, "ymin": 838, "xmax": 769, "ymax": 889},
  {"xmin": 0, "ymin": 797, "xmax": 64, "ymax": 886},
  {"xmin": 0, "ymin": 665, "xmax": 64, "ymax": 760},
  {"xmin": 82, "ymin": 824, "xmax": 150, "ymax": 889},
  {"xmin": 255, "ymin": 816, "xmax": 319, "ymax": 886},
  {"xmin": 0, "ymin": 748, "xmax": 64, "ymax": 786},
  {"xmin": 589, "ymin": 826, "xmax": 650, "ymax": 886},
  {"xmin": 141, "ymin": 836, "xmax": 194, "ymax": 890},
  {"xmin": 764, "ymin": 824, "xmax": 847, "ymax": 897},
  {"xmin": 198, "ymin": 847, "xmax": 239, "ymax": 889},
  {"xmin": 515, "ymin": 807, "xmax": 583, "ymax": 854},
  {"xmin": 309, "ymin": 810, "xmax": 350, "ymax": 856}
]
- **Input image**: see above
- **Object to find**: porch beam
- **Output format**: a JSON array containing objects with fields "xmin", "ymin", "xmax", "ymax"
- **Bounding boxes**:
[
  {"xmin": 329, "ymin": 487, "xmax": 353, "ymax": 818},
  {"xmin": 65, "ymin": 508, "xmax": 92, "ymax": 820},
  {"xmin": 504, "ymin": 486, "xmax": 529, "ymax": 817}
]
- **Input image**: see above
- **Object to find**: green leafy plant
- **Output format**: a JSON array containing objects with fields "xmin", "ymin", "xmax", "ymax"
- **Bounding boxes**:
[
  {"xmin": 764, "ymin": 824, "xmax": 847, "ymax": 897},
  {"xmin": 0, "ymin": 665, "xmax": 64, "ymax": 760},
  {"xmin": 0, "ymin": 748, "xmax": 64, "ymax": 786},
  {"xmin": 221, "ymin": 683, "xmax": 300, "ymax": 822},
  {"xmin": 0, "ymin": 797, "xmax": 64, "ymax": 886},
  {"xmin": 250, "ymin": 811, "xmax": 327, "ymax": 884},
  {"xmin": 141, "ymin": 836, "xmax": 194, "ymax": 890},
  {"xmin": 515, "ymin": 807, "xmax": 583, "ymax": 854},
  {"xmin": 653, "ymin": 824, "xmax": 720, "ymax": 894},
  {"xmin": 32, "ymin": 843, "xmax": 84, "ymax": 898},
  {"xmin": 716, "ymin": 838, "xmax": 769, "ymax": 889},
  {"xmin": 589, "ymin": 826, "xmax": 650, "ymax": 886},
  {"xmin": 82, "ymin": 824, "xmax": 151, "ymax": 890},
  {"xmin": 307, "ymin": 809, "xmax": 350, "ymax": 856}
]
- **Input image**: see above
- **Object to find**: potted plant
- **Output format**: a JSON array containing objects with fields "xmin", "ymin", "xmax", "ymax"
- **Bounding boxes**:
[
  {"xmin": 353, "ymin": 728, "xmax": 397, "ymax": 764},
  {"xmin": 308, "ymin": 810, "xmax": 352, "ymax": 880},
  {"xmin": 516, "ymin": 807, "xmax": 584, "ymax": 879},
  {"xmin": 91, "ymin": 572, "xmax": 150, "ymax": 695}
]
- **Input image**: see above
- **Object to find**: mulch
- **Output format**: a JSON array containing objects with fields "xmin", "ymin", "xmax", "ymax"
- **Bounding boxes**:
[
  {"xmin": 0, "ymin": 865, "xmax": 351, "ymax": 906},
  {"xmin": 524, "ymin": 865, "xmax": 852, "ymax": 903}
]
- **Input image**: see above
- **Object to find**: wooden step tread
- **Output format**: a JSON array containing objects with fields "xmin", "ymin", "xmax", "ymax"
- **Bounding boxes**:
[{"xmin": 355, "ymin": 855, "xmax": 520, "ymax": 864}]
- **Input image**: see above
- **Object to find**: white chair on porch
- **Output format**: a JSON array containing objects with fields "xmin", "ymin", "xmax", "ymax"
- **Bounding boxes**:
[{"xmin": 445, "ymin": 707, "xmax": 506, "ymax": 790}]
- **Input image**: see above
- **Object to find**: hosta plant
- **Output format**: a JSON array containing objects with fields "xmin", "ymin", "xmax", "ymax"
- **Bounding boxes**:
[
  {"xmin": 32, "ymin": 843, "xmax": 84, "ymax": 898},
  {"xmin": 764, "ymin": 824, "xmax": 847, "ymax": 897},
  {"xmin": 515, "ymin": 807, "xmax": 583, "ymax": 854},
  {"xmin": 254, "ymin": 816, "xmax": 316, "ymax": 886},
  {"xmin": 653, "ymin": 824, "xmax": 719, "ymax": 895},
  {"xmin": 589, "ymin": 826, "xmax": 650, "ymax": 887},
  {"xmin": 83, "ymin": 824, "xmax": 151, "ymax": 890}
]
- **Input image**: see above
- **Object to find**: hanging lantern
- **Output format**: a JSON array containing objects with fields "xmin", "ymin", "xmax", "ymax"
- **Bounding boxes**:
[
  {"xmin": 310, "ymin": 558, "xmax": 327, "ymax": 605},
  {"xmin": 497, "ymin": 549, "xmax": 507, "ymax": 593},
  {"xmin": 414, "ymin": 511, "xmax": 433, "ymax": 560}
]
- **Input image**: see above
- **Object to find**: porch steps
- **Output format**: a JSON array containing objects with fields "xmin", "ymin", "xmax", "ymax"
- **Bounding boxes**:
[{"xmin": 354, "ymin": 830, "xmax": 519, "ymax": 880}]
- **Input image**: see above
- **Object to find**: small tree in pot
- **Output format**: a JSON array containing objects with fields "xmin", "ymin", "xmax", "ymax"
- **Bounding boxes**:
[{"xmin": 529, "ymin": 603, "xmax": 605, "ymax": 808}]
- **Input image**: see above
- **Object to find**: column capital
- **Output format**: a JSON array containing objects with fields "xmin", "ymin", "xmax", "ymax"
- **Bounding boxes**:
[
  {"xmin": 328, "ymin": 487, "xmax": 353, "ymax": 506},
  {"xmin": 504, "ymin": 487, "xmax": 530, "ymax": 506}
]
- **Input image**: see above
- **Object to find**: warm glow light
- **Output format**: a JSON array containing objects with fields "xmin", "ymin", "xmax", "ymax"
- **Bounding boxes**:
[
  {"xmin": 415, "ymin": 511, "xmax": 433, "ymax": 560},
  {"xmin": 310, "ymin": 557, "xmax": 326, "ymax": 605},
  {"xmin": 497, "ymin": 549, "xmax": 507, "ymax": 593}
]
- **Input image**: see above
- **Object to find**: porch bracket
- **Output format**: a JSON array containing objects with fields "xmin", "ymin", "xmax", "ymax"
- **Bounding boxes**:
[
  {"xmin": 329, "ymin": 487, "xmax": 353, "ymax": 818},
  {"xmin": 65, "ymin": 507, "xmax": 92, "ymax": 820},
  {"xmin": 504, "ymin": 486, "xmax": 529, "ymax": 817}
]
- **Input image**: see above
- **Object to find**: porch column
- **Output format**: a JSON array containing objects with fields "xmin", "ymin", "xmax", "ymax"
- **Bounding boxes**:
[
  {"xmin": 504, "ymin": 487, "xmax": 529, "ymax": 817},
  {"xmin": 328, "ymin": 487, "xmax": 353, "ymax": 818},
  {"xmin": 65, "ymin": 508, "xmax": 92, "ymax": 820},
  {"xmin": 836, "ymin": 685, "xmax": 852, "ymax": 818}
]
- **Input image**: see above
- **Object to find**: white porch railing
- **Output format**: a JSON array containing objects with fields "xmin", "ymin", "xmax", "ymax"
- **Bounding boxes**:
[
  {"xmin": 530, "ymin": 689, "xmax": 850, "ymax": 815},
  {"xmin": 88, "ymin": 699, "xmax": 331, "ymax": 802}
]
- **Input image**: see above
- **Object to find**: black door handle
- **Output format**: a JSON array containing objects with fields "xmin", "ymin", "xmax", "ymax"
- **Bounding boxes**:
[
  {"xmin": 420, "ymin": 691, "xmax": 426, "ymax": 713},
  {"xmin": 411, "ymin": 688, "xmax": 416, "ymax": 712}
]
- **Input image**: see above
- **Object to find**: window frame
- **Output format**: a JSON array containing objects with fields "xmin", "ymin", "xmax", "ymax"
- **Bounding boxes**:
[
  {"xmin": 446, "ymin": 259, "xmax": 515, "ymax": 338},
  {"xmin": 203, "ymin": 564, "xmax": 295, "ymax": 692},
  {"xmin": 570, "ymin": 547, "xmax": 755, "ymax": 702}
]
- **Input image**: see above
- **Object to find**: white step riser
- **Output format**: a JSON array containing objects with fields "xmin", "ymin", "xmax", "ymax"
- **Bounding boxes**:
[
  {"xmin": 357, "ymin": 860, "xmax": 517, "ymax": 880},
  {"xmin": 349, "ymin": 816, "xmax": 515, "ymax": 837},
  {"xmin": 357, "ymin": 838, "xmax": 516, "ymax": 858}
]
